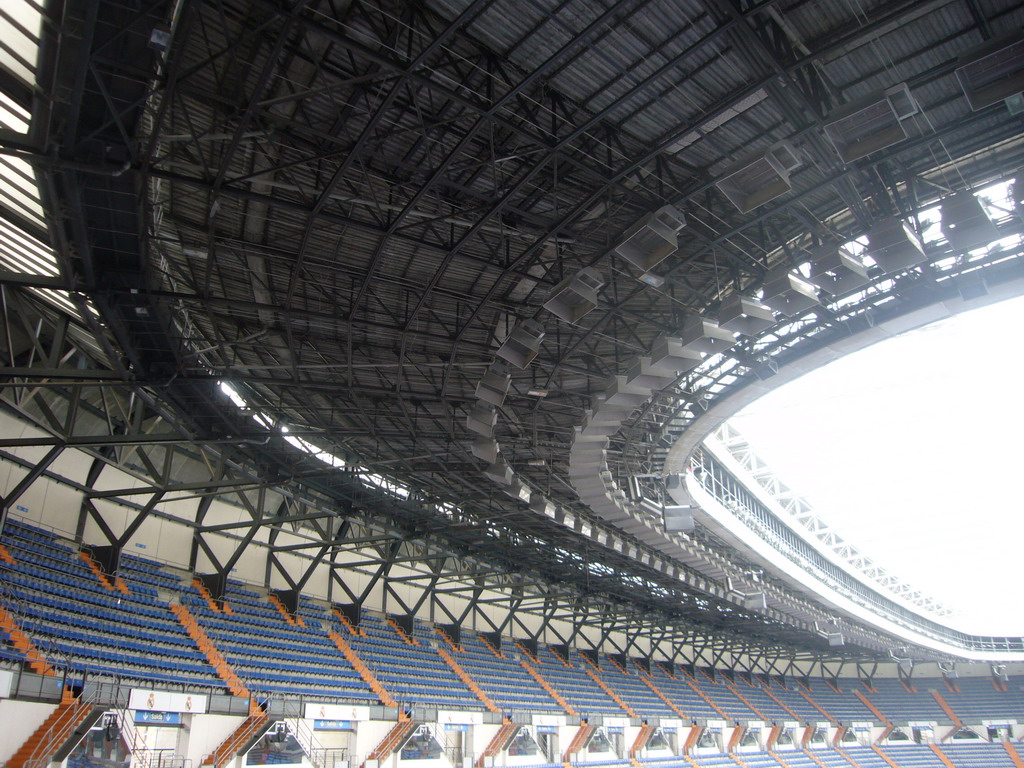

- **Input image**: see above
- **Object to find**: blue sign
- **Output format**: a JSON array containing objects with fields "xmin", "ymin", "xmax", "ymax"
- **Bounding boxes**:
[
  {"xmin": 536, "ymin": 726, "xmax": 557, "ymax": 734},
  {"xmin": 314, "ymin": 720, "xmax": 353, "ymax": 731},
  {"xmin": 135, "ymin": 711, "xmax": 181, "ymax": 725},
  {"xmin": 443, "ymin": 723, "xmax": 469, "ymax": 732}
]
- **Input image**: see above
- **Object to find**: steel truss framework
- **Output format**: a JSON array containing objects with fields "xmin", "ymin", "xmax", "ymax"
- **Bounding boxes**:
[{"xmin": 0, "ymin": 0, "xmax": 1022, "ymax": 675}]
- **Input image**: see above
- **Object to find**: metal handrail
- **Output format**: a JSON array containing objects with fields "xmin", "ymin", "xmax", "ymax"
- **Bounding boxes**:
[{"xmin": 22, "ymin": 686, "xmax": 100, "ymax": 768}]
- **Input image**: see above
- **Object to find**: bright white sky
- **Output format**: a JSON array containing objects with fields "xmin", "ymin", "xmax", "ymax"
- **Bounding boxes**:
[{"xmin": 727, "ymin": 293, "xmax": 1024, "ymax": 636}]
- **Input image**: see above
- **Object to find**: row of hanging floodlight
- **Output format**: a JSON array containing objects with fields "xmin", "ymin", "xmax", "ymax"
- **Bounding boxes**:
[{"xmin": 713, "ymin": 32, "xmax": 1024, "ymax": 214}]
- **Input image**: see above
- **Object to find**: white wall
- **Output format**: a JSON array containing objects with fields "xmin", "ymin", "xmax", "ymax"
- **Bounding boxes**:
[
  {"xmin": 0, "ymin": 699, "xmax": 58, "ymax": 762},
  {"xmin": 183, "ymin": 713, "xmax": 247, "ymax": 766}
]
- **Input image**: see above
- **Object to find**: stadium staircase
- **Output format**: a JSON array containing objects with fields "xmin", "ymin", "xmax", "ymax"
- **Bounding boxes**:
[
  {"xmin": 683, "ymin": 725, "xmax": 703, "ymax": 755},
  {"xmin": 170, "ymin": 602, "xmax": 249, "ymax": 697},
  {"xmin": 326, "ymin": 628, "xmax": 396, "ymax": 707},
  {"xmin": 853, "ymin": 690, "xmax": 894, "ymax": 742},
  {"xmin": 332, "ymin": 607, "xmax": 366, "ymax": 637},
  {"xmin": 476, "ymin": 719, "xmax": 517, "ymax": 767},
  {"xmin": 78, "ymin": 549, "xmax": 130, "ymax": 595},
  {"xmin": 929, "ymin": 689, "xmax": 963, "ymax": 741},
  {"xmin": 871, "ymin": 744, "xmax": 900, "ymax": 768},
  {"xmin": 0, "ymin": 542, "xmax": 16, "ymax": 564},
  {"xmin": 269, "ymin": 593, "xmax": 305, "ymax": 627},
  {"xmin": 0, "ymin": 600, "xmax": 54, "ymax": 675},
  {"xmin": 797, "ymin": 685, "xmax": 834, "ymax": 721},
  {"xmin": 519, "ymin": 657, "xmax": 576, "ymax": 715},
  {"xmin": 478, "ymin": 633, "xmax": 504, "ymax": 658},
  {"xmin": 637, "ymin": 666, "xmax": 688, "ymax": 719},
  {"xmin": 193, "ymin": 578, "xmax": 223, "ymax": 613},
  {"xmin": 6, "ymin": 686, "xmax": 104, "ymax": 768},
  {"xmin": 727, "ymin": 725, "xmax": 746, "ymax": 752},
  {"xmin": 684, "ymin": 674, "xmax": 730, "ymax": 719},
  {"xmin": 561, "ymin": 721, "xmax": 594, "ymax": 764},
  {"xmin": 929, "ymin": 743, "xmax": 957, "ymax": 768},
  {"xmin": 436, "ymin": 645, "xmax": 501, "ymax": 713},
  {"xmin": 580, "ymin": 662, "xmax": 638, "ymax": 718},
  {"xmin": 629, "ymin": 722, "xmax": 654, "ymax": 765},
  {"xmin": 724, "ymin": 678, "xmax": 768, "ymax": 719},
  {"xmin": 202, "ymin": 701, "xmax": 273, "ymax": 768},
  {"xmin": 1006, "ymin": 742, "xmax": 1024, "ymax": 768},
  {"xmin": 763, "ymin": 686, "xmax": 802, "ymax": 720},
  {"xmin": 435, "ymin": 626, "xmax": 460, "ymax": 652},
  {"xmin": 387, "ymin": 617, "xmax": 419, "ymax": 645},
  {"xmin": 367, "ymin": 718, "xmax": 416, "ymax": 766}
]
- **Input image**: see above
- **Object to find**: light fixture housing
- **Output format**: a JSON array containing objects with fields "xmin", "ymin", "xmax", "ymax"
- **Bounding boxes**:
[
  {"xmin": 716, "ymin": 141, "xmax": 800, "ymax": 213},
  {"xmin": 663, "ymin": 504, "xmax": 695, "ymax": 533},
  {"xmin": 475, "ymin": 364, "xmax": 511, "ymax": 406},
  {"xmin": 613, "ymin": 205, "xmax": 687, "ymax": 271},
  {"xmin": 648, "ymin": 334, "xmax": 703, "ymax": 376},
  {"xmin": 806, "ymin": 244, "xmax": 870, "ymax": 295},
  {"xmin": 471, "ymin": 437, "xmax": 500, "ymax": 463},
  {"xmin": 822, "ymin": 83, "xmax": 917, "ymax": 162},
  {"xmin": 955, "ymin": 32, "xmax": 1024, "ymax": 111},
  {"xmin": 484, "ymin": 459, "xmax": 513, "ymax": 486},
  {"xmin": 940, "ymin": 191, "xmax": 1000, "ymax": 252},
  {"xmin": 679, "ymin": 316, "xmax": 735, "ymax": 356},
  {"xmin": 717, "ymin": 294, "xmax": 775, "ymax": 336},
  {"xmin": 866, "ymin": 217, "xmax": 926, "ymax": 273},
  {"xmin": 542, "ymin": 267, "xmax": 604, "ymax": 324},
  {"xmin": 761, "ymin": 269, "xmax": 820, "ymax": 317},
  {"xmin": 495, "ymin": 319, "xmax": 546, "ymax": 368},
  {"xmin": 466, "ymin": 402, "xmax": 497, "ymax": 437}
]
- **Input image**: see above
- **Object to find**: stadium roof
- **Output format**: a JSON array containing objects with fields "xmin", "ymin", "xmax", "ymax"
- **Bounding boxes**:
[{"xmin": 2, "ymin": 0, "xmax": 1024, "ymax": 671}]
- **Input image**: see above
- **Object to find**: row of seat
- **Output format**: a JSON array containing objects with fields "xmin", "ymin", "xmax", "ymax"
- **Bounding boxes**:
[{"xmin": 2, "ymin": 520, "xmax": 1023, "ymax": 725}]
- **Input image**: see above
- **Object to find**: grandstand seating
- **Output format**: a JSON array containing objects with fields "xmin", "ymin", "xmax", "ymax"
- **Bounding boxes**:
[
  {"xmin": 452, "ymin": 633, "xmax": 563, "ymax": 713},
  {"xmin": 339, "ymin": 616, "xmax": 481, "ymax": 708},
  {"xmin": 2, "ymin": 519, "xmax": 1024, "ymax": 768},
  {"xmin": 0, "ymin": 520, "xmax": 217, "ymax": 689},
  {"xmin": 180, "ymin": 582, "xmax": 374, "ymax": 701}
]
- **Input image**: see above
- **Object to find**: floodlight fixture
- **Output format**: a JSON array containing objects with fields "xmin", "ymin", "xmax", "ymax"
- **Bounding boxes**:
[
  {"xmin": 806, "ymin": 245, "xmax": 870, "ymax": 295},
  {"xmin": 603, "ymin": 375, "xmax": 651, "ymax": 408},
  {"xmin": 475, "ymin": 364, "xmax": 511, "ymax": 406},
  {"xmin": 822, "ymin": 83, "xmax": 917, "ymax": 162},
  {"xmin": 495, "ymin": 319, "xmax": 546, "ymax": 368},
  {"xmin": 530, "ymin": 493, "xmax": 557, "ymax": 518},
  {"xmin": 716, "ymin": 140, "xmax": 801, "ymax": 213},
  {"xmin": 717, "ymin": 294, "xmax": 775, "ymax": 336},
  {"xmin": 471, "ymin": 437, "xmax": 500, "ymax": 463},
  {"xmin": 639, "ymin": 272, "xmax": 666, "ymax": 287},
  {"xmin": 503, "ymin": 478, "xmax": 532, "ymax": 503},
  {"xmin": 955, "ymin": 32, "xmax": 1024, "ymax": 111},
  {"xmin": 761, "ymin": 269, "xmax": 820, "ymax": 316},
  {"xmin": 679, "ymin": 315, "xmax": 736, "ymax": 356},
  {"xmin": 648, "ymin": 333, "xmax": 703, "ymax": 376},
  {"xmin": 941, "ymin": 191, "xmax": 1000, "ymax": 251},
  {"xmin": 543, "ymin": 267, "xmax": 604, "ymax": 323},
  {"xmin": 827, "ymin": 633, "xmax": 845, "ymax": 647},
  {"xmin": 743, "ymin": 592, "xmax": 768, "ymax": 611},
  {"xmin": 613, "ymin": 205, "xmax": 687, "ymax": 271},
  {"xmin": 867, "ymin": 217, "xmax": 926, "ymax": 273},
  {"xmin": 663, "ymin": 504, "xmax": 695, "ymax": 533},
  {"xmin": 753, "ymin": 357, "xmax": 779, "ymax": 380},
  {"xmin": 484, "ymin": 459, "xmax": 514, "ymax": 486},
  {"xmin": 957, "ymin": 271, "xmax": 988, "ymax": 301},
  {"xmin": 626, "ymin": 356, "xmax": 678, "ymax": 389},
  {"xmin": 467, "ymin": 402, "xmax": 497, "ymax": 437}
]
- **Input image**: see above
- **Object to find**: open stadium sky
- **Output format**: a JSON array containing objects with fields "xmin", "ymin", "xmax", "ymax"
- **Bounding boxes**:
[{"xmin": 728, "ymin": 292, "xmax": 1024, "ymax": 637}]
